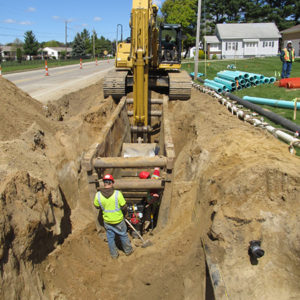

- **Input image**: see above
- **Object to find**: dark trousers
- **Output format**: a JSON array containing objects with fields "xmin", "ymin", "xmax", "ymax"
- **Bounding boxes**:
[{"xmin": 281, "ymin": 61, "xmax": 292, "ymax": 79}]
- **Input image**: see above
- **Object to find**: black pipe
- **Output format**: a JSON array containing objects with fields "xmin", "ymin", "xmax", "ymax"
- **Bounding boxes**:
[
  {"xmin": 195, "ymin": 79, "xmax": 300, "ymax": 132},
  {"xmin": 224, "ymin": 92, "xmax": 300, "ymax": 133}
]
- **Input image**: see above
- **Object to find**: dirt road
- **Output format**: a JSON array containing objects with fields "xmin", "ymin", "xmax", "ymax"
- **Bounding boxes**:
[{"xmin": 0, "ymin": 75, "xmax": 299, "ymax": 300}]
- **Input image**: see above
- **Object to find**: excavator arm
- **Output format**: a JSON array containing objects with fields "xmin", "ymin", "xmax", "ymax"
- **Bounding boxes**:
[{"xmin": 130, "ymin": 0, "xmax": 158, "ymax": 128}]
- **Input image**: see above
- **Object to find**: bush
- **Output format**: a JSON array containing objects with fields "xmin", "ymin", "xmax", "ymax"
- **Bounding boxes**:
[
  {"xmin": 212, "ymin": 54, "xmax": 217, "ymax": 60},
  {"xmin": 198, "ymin": 50, "xmax": 205, "ymax": 59}
]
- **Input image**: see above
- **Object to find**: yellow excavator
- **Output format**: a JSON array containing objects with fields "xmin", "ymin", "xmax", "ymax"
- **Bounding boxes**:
[
  {"xmin": 85, "ymin": 0, "xmax": 187, "ymax": 234},
  {"xmin": 103, "ymin": 0, "xmax": 191, "ymax": 139}
]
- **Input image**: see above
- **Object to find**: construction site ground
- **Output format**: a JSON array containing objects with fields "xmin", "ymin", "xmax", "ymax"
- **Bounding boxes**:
[{"xmin": 0, "ymin": 75, "xmax": 300, "ymax": 300}]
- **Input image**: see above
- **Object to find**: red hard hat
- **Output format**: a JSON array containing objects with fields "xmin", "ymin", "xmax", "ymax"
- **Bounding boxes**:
[
  {"xmin": 103, "ymin": 174, "xmax": 114, "ymax": 183},
  {"xmin": 139, "ymin": 171, "xmax": 150, "ymax": 179}
]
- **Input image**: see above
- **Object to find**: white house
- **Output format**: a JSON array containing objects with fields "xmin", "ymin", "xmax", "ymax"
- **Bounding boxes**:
[
  {"xmin": 204, "ymin": 23, "xmax": 281, "ymax": 59},
  {"xmin": 203, "ymin": 36, "xmax": 222, "ymax": 59},
  {"xmin": 280, "ymin": 24, "xmax": 300, "ymax": 57},
  {"xmin": 0, "ymin": 46, "xmax": 17, "ymax": 61},
  {"xmin": 42, "ymin": 47, "xmax": 72, "ymax": 59}
]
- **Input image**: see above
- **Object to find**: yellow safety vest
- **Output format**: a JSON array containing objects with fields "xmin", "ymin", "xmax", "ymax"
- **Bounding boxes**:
[
  {"xmin": 94, "ymin": 190, "xmax": 126, "ymax": 224},
  {"xmin": 283, "ymin": 48, "xmax": 295, "ymax": 62}
]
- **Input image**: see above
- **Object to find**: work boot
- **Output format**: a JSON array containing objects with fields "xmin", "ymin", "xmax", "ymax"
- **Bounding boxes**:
[{"xmin": 125, "ymin": 248, "xmax": 134, "ymax": 256}]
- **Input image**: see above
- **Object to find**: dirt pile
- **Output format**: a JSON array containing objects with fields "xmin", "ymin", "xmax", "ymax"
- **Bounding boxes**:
[
  {"xmin": 0, "ymin": 77, "xmax": 115, "ymax": 299},
  {"xmin": 38, "ymin": 87, "xmax": 300, "ymax": 300},
  {"xmin": 1, "ymin": 75, "xmax": 300, "ymax": 300},
  {"xmin": 168, "ymin": 89, "xmax": 300, "ymax": 299}
]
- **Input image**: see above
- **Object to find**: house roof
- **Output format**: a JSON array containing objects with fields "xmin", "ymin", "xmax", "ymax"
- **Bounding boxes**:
[
  {"xmin": 280, "ymin": 24, "xmax": 300, "ymax": 34},
  {"xmin": 1, "ymin": 46, "xmax": 16, "ymax": 51},
  {"xmin": 43, "ymin": 47, "xmax": 72, "ymax": 52},
  {"xmin": 204, "ymin": 36, "xmax": 220, "ymax": 43},
  {"xmin": 216, "ymin": 23, "xmax": 281, "ymax": 39}
]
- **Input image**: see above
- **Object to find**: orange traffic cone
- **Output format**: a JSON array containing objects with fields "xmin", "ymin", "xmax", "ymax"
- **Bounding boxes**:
[{"xmin": 45, "ymin": 60, "xmax": 49, "ymax": 76}]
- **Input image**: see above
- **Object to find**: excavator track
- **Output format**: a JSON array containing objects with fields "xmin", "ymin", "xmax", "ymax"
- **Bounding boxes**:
[
  {"xmin": 103, "ymin": 70, "xmax": 127, "ymax": 100},
  {"xmin": 168, "ymin": 70, "xmax": 192, "ymax": 100}
]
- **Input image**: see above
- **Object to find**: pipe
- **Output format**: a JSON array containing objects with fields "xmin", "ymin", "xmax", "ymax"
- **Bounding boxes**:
[
  {"xmin": 192, "ymin": 83, "xmax": 300, "ymax": 153},
  {"xmin": 225, "ymin": 92, "xmax": 300, "ymax": 133},
  {"xmin": 233, "ymin": 71, "xmax": 250, "ymax": 79},
  {"xmin": 204, "ymin": 82, "xmax": 222, "ymax": 93},
  {"xmin": 243, "ymin": 96, "xmax": 300, "ymax": 110},
  {"xmin": 238, "ymin": 79, "xmax": 245, "ymax": 85},
  {"xmin": 204, "ymin": 79, "xmax": 227, "ymax": 91},
  {"xmin": 214, "ymin": 77, "xmax": 235, "ymax": 89},
  {"xmin": 269, "ymin": 77, "xmax": 276, "ymax": 83},
  {"xmin": 217, "ymin": 71, "xmax": 239, "ymax": 81},
  {"xmin": 190, "ymin": 72, "xmax": 204, "ymax": 78}
]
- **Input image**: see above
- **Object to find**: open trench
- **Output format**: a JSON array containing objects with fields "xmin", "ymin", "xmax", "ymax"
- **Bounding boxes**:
[{"xmin": 1, "ymin": 77, "xmax": 300, "ymax": 300}]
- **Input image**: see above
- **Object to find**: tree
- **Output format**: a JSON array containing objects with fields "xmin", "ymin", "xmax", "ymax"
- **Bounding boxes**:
[
  {"xmin": 23, "ymin": 31, "xmax": 39, "ymax": 59},
  {"xmin": 16, "ymin": 48, "xmax": 22, "ymax": 63},
  {"xmin": 72, "ymin": 33, "xmax": 85, "ymax": 57},
  {"xmin": 44, "ymin": 40, "xmax": 60, "ymax": 47},
  {"xmin": 161, "ymin": 0, "xmax": 198, "ymax": 54},
  {"xmin": 81, "ymin": 29, "xmax": 91, "ymax": 54},
  {"xmin": 96, "ymin": 35, "xmax": 113, "ymax": 56},
  {"xmin": 0, "ymin": 46, "xmax": 2, "ymax": 63}
]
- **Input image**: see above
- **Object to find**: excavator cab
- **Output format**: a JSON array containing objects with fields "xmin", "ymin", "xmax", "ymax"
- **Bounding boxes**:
[{"xmin": 159, "ymin": 24, "xmax": 182, "ymax": 66}]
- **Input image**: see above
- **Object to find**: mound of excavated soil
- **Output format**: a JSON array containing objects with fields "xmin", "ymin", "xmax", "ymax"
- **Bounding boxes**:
[
  {"xmin": 1, "ymin": 75, "xmax": 300, "ymax": 300},
  {"xmin": 0, "ymin": 77, "xmax": 115, "ymax": 300},
  {"xmin": 0, "ymin": 77, "xmax": 48, "ymax": 141},
  {"xmin": 39, "ymin": 88, "xmax": 300, "ymax": 300}
]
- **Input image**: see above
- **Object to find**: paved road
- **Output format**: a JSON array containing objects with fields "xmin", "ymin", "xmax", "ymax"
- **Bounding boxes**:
[{"xmin": 4, "ymin": 60, "xmax": 114, "ymax": 103}]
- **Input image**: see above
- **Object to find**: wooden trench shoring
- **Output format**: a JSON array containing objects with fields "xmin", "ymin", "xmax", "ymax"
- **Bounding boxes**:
[{"xmin": 82, "ymin": 95, "xmax": 175, "ymax": 226}]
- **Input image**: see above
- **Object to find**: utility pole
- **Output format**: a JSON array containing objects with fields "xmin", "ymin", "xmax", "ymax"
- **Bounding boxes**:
[
  {"xmin": 65, "ymin": 20, "xmax": 68, "ymax": 60},
  {"xmin": 116, "ymin": 24, "xmax": 123, "ymax": 56},
  {"xmin": 194, "ymin": 0, "xmax": 202, "ymax": 80},
  {"xmin": 93, "ymin": 29, "xmax": 96, "ymax": 58}
]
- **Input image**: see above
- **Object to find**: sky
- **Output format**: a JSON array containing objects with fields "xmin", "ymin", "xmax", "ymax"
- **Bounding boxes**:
[{"xmin": 0, "ymin": 0, "xmax": 163, "ymax": 45}]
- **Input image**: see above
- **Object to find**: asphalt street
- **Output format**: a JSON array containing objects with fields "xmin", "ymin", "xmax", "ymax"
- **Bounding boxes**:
[{"xmin": 4, "ymin": 60, "xmax": 114, "ymax": 103}]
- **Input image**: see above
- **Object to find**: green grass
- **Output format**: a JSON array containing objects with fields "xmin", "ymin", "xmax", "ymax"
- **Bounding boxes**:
[
  {"xmin": 182, "ymin": 56, "xmax": 300, "ymax": 79},
  {"xmin": 1, "ymin": 57, "xmax": 109, "ymax": 73},
  {"xmin": 182, "ymin": 57, "xmax": 300, "ymax": 126},
  {"xmin": 182, "ymin": 56, "xmax": 300, "ymax": 155}
]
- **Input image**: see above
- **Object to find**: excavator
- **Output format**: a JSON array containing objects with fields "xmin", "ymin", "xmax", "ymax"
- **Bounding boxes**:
[
  {"xmin": 84, "ymin": 0, "xmax": 191, "ymax": 236},
  {"xmin": 103, "ymin": 0, "xmax": 191, "ymax": 141}
]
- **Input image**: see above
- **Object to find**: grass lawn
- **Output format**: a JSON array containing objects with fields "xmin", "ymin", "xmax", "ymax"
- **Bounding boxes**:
[
  {"xmin": 182, "ymin": 56, "xmax": 300, "ymax": 155},
  {"xmin": 182, "ymin": 57, "xmax": 300, "ymax": 126}
]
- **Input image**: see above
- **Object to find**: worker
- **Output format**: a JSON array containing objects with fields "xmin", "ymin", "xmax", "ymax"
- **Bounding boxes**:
[
  {"xmin": 94, "ymin": 174, "xmax": 133, "ymax": 259},
  {"xmin": 162, "ymin": 34, "xmax": 176, "ymax": 61},
  {"xmin": 139, "ymin": 168, "xmax": 161, "ymax": 232},
  {"xmin": 280, "ymin": 41, "xmax": 295, "ymax": 79}
]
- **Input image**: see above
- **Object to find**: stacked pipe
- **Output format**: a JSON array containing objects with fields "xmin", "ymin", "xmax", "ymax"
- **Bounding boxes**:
[
  {"xmin": 204, "ymin": 70, "xmax": 276, "ymax": 93},
  {"xmin": 192, "ymin": 82, "xmax": 300, "ymax": 154}
]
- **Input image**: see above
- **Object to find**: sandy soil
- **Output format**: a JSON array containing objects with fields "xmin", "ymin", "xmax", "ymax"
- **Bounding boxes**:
[{"xmin": 0, "ymin": 76, "xmax": 300, "ymax": 300}]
